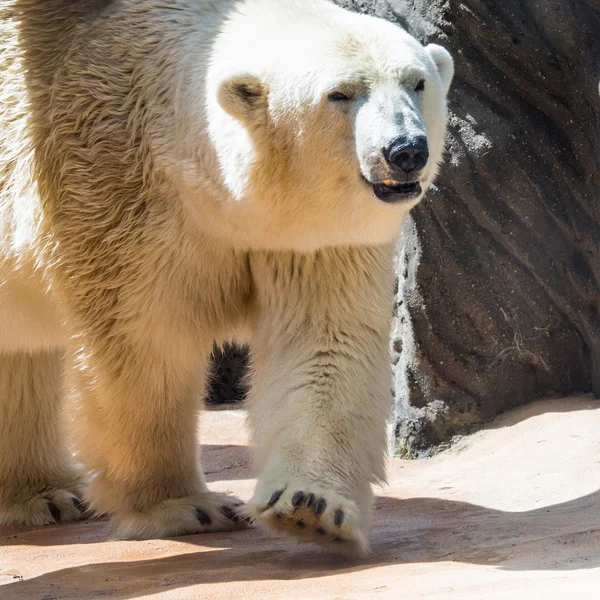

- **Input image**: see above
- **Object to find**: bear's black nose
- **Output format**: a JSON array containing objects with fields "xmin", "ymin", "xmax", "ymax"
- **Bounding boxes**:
[{"xmin": 384, "ymin": 136, "xmax": 429, "ymax": 173}]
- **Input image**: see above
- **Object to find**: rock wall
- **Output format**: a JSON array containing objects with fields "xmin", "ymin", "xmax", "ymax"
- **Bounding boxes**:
[{"xmin": 335, "ymin": 0, "xmax": 600, "ymax": 454}]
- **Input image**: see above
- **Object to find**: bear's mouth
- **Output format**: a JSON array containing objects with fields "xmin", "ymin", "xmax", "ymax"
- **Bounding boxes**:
[
  {"xmin": 361, "ymin": 175, "xmax": 423, "ymax": 203},
  {"xmin": 371, "ymin": 179, "xmax": 422, "ymax": 203}
]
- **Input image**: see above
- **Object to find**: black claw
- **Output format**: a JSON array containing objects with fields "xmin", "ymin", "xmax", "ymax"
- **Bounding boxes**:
[
  {"xmin": 291, "ymin": 491, "xmax": 305, "ymax": 507},
  {"xmin": 220, "ymin": 506, "xmax": 240, "ymax": 524},
  {"xmin": 334, "ymin": 509, "xmax": 344, "ymax": 526},
  {"xmin": 195, "ymin": 509, "xmax": 212, "ymax": 525},
  {"xmin": 315, "ymin": 527, "xmax": 327, "ymax": 535},
  {"xmin": 304, "ymin": 493, "xmax": 315, "ymax": 508},
  {"xmin": 333, "ymin": 537, "xmax": 345, "ymax": 542},
  {"xmin": 296, "ymin": 519, "xmax": 306, "ymax": 529},
  {"xmin": 47, "ymin": 501, "xmax": 61, "ymax": 522},
  {"xmin": 268, "ymin": 489, "xmax": 284, "ymax": 506},
  {"xmin": 72, "ymin": 497, "xmax": 87, "ymax": 513},
  {"xmin": 314, "ymin": 498, "xmax": 327, "ymax": 515}
]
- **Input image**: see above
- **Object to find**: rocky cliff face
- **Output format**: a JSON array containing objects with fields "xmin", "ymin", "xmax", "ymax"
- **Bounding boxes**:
[
  {"xmin": 334, "ymin": 0, "xmax": 600, "ymax": 454},
  {"xmin": 209, "ymin": 0, "xmax": 600, "ymax": 455}
]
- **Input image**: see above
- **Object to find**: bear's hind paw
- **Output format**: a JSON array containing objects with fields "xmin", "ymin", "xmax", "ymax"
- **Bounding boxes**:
[{"xmin": 0, "ymin": 484, "xmax": 87, "ymax": 527}]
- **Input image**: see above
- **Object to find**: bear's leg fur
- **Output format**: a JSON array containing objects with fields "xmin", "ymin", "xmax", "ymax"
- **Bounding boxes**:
[
  {"xmin": 246, "ymin": 245, "xmax": 395, "ymax": 555},
  {"xmin": 0, "ymin": 349, "xmax": 85, "ymax": 526},
  {"xmin": 70, "ymin": 336, "xmax": 248, "ymax": 539}
]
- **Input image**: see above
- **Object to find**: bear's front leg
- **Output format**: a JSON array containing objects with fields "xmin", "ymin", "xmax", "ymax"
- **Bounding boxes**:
[
  {"xmin": 71, "ymin": 334, "xmax": 247, "ymax": 539},
  {"xmin": 246, "ymin": 246, "xmax": 395, "ymax": 555}
]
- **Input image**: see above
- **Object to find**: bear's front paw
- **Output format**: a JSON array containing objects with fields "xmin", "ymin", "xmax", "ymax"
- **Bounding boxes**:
[
  {"xmin": 246, "ymin": 477, "xmax": 369, "ymax": 556},
  {"xmin": 109, "ymin": 491, "xmax": 251, "ymax": 540}
]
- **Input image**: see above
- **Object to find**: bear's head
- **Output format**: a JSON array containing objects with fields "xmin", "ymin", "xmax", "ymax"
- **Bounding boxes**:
[{"xmin": 205, "ymin": 0, "xmax": 454, "ymax": 250}]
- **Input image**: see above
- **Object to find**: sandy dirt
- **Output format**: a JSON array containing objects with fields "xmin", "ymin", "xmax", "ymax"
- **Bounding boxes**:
[{"xmin": 2, "ymin": 396, "xmax": 600, "ymax": 599}]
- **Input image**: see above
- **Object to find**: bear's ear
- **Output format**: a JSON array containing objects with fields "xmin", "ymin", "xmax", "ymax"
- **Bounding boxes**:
[
  {"xmin": 217, "ymin": 74, "xmax": 267, "ymax": 122},
  {"xmin": 426, "ymin": 44, "xmax": 454, "ymax": 95}
]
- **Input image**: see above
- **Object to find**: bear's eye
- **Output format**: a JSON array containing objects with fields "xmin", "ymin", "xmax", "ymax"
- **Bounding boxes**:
[
  {"xmin": 328, "ymin": 91, "xmax": 351, "ymax": 102},
  {"xmin": 414, "ymin": 79, "xmax": 425, "ymax": 92}
]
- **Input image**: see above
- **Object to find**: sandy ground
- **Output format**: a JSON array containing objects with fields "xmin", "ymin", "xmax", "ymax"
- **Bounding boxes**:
[{"xmin": 2, "ymin": 395, "xmax": 600, "ymax": 599}]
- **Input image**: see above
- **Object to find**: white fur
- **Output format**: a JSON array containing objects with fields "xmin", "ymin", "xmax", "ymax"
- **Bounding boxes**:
[{"xmin": 0, "ymin": 0, "xmax": 452, "ymax": 554}]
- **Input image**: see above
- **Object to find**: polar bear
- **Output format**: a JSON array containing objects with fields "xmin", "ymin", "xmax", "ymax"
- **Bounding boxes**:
[{"xmin": 0, "ymin": 0, "xmax": 453, "ymax": 554}]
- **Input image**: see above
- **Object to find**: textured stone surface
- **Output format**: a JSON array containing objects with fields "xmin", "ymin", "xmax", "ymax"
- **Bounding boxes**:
[
  {"xmin": 334, "ymin": 0, "xmax": 600, "ymax": 454},
  {"xmin": 2, "ymin": 397, "xmax": 600, "ymax": 599}
]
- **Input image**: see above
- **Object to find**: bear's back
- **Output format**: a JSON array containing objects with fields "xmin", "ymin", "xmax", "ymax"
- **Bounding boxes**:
[{"xmin": 0, "ymin": 1, "xmax": 114, "ymax": 254}]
